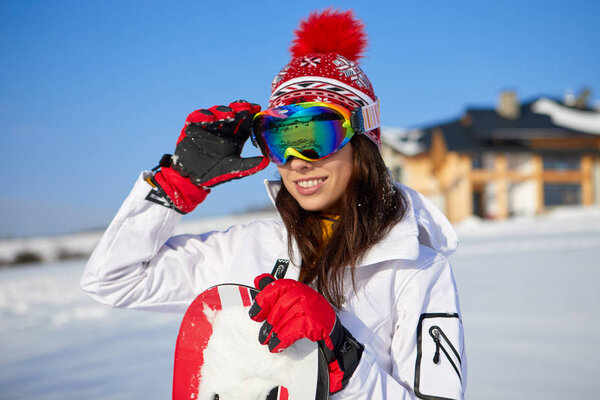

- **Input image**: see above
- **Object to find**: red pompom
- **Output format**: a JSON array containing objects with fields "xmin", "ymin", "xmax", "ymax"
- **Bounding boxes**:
[{"xmin": 290, "ymin": 8, "xmax": 368, "ymax": 62}]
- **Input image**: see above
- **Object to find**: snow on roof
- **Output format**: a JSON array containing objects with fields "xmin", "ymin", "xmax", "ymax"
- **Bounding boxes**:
[
  {"xmin": 532, "ymin": 97, "xmax": 600, "ymax": 135},
  {"xmin": 381, "ymin": 126, "xmax": 427, "ymax": 156}
]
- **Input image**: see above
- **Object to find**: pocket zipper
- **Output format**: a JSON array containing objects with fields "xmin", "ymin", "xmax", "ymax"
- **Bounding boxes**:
[{"xmin": 429, "ymin": 325, "xmax": 462, "ymax": 381}]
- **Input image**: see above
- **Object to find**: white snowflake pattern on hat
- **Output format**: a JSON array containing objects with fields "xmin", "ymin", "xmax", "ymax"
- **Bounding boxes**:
[{"xmin": 300, "ymin": 57, "xmax": 322, "ymax": 67}]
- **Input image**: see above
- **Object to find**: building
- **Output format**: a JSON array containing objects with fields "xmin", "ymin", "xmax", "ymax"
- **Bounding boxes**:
[{"xmin": 382, "ymin": 90, "xmax": 600, "ymax": 223}]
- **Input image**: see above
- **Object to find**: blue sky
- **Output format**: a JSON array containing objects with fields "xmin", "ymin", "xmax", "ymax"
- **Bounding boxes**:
[{"xmin": 1, "ymin": 0, "xmax": 598, "ymax": 237}]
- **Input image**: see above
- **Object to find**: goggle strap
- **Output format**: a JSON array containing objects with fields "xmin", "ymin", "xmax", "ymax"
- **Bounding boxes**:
[{"xmin": 351, "ymin": 98, "xmax": 380, "ymax": 134}]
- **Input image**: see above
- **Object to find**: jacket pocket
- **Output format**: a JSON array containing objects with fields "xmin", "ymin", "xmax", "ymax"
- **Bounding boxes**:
[
  {"xmin": 429, "ymin": 325, "xmax": 462, "ymax": 380},
  {"xmin": 414, "ymin": 313, "xmax": 464, "ymax": 400}
]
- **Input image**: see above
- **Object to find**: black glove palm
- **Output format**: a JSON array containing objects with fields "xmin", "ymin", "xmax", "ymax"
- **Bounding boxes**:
[{"xmin": 171, "ymin": 101, "xmax": 268, "ymax": 188}]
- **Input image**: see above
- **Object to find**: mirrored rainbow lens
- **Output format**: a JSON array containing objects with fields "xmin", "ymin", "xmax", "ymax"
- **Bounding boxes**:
[{"xmin": 253, "ymin": 103, "xmax": 354, "ymax": 164}]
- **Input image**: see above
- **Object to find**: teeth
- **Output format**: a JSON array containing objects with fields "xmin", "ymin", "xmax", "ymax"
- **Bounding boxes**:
[{"xmin": 297, "ymin": 178, "xmax": 323, "ymax": 188}]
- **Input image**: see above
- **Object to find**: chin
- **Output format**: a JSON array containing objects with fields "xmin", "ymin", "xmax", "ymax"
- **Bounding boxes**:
[
  {"xmin": 296, "ymin": 196, "xmax": 339, "ymax": 214},
  {"xmin": 296, "ymin": 200, "xmax": 325, "ymax": 212}
]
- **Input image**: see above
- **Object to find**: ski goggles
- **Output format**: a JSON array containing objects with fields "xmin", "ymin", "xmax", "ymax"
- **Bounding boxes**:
[{"xmin": 252, "ymin": 99, "xmax": 380, "ymax": 165}]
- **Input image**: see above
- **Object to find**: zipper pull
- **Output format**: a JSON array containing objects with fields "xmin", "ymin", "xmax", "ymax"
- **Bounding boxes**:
[{"xmin": 431, "ymin": 328, "xmax": 441, "ymax": 364}]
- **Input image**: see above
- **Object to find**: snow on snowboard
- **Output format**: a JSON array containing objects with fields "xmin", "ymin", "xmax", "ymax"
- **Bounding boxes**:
[{"xmin": 173, "ymin": 284, "xmax": 329, "ymax": 400}]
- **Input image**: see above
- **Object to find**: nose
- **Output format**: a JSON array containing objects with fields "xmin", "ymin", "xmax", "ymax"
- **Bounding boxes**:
[{"xmin": 288, "ymin": 156, "xmax": 313, "ymax": 172}]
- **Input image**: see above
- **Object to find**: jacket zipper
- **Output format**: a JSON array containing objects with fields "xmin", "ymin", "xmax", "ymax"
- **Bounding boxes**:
[{"xmin": 429, "ymin": 325, "xmax": 462, "ymax": 382}]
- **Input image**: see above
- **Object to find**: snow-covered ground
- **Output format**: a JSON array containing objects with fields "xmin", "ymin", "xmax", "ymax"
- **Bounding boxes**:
[
  {"xmin": 1, "ymin": 207, "xmax": 599, "ymax": 399},
  {"xmin": 0, "ymin": 211, "xmax": 279, "ymax": 265}
]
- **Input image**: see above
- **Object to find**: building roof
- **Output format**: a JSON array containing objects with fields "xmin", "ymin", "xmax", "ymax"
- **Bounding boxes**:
[{"xmin": 382, "ymin": 96, "xmax": 600, "ymax": 156}]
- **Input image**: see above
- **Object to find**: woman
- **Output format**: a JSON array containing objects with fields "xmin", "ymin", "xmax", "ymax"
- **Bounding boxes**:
[{"xmin": 82, "ymin": 9, "xmax": 467, "ymax": 399}]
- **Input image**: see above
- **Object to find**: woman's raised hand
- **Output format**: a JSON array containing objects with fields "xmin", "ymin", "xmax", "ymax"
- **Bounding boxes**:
[
  {"xmin": 152, "ymin": 100, "xmax": 269, "ymax": 213},
  {"xmin": 171, "ymin": 100, "xmax": 268, "ymax": 187}
]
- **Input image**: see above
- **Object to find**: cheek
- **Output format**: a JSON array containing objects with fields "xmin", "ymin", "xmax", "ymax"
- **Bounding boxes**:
[
  {"xmin": 332, "ymin": 152, "xmax": 354, "ymax": 190},
  {"xmin": 331, "ymin": 165, "xmax": 352, "ymax": 198},
  {"xmin": 340, "ymin": 169, "xmax": 352, "ymax": 190},
  {"xmin": 276, "ymin": 166, "xmax": 298, "ymax": 198}
]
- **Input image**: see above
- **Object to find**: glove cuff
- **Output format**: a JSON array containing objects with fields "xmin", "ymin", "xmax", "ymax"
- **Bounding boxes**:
[
  {"xmin": 321, "ymin": 318, "xmax": 365, "ymax": 394},
  {"xmin": 153, "ymin": 167, "xmax": 209, "ymax": 213}
]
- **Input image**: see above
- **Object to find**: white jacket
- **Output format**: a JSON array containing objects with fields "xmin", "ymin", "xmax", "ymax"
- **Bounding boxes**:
[{"xmin": 81, "ymin": 172, "xmax": 467, "ymax": 399}]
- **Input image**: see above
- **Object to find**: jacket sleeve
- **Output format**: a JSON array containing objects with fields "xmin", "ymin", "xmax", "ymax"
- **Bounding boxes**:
[
  {"xmin": 336, "ymin": 252, "xmax": 467, "ymax": 400},
  {"xmin": 80, "ymin": 172, "xmax": 242, "ymax": 312}
]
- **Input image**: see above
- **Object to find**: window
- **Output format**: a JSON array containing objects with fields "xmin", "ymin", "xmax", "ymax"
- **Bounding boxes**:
[
  {"xmin": 471, "ymin": 153, "xmax": 483, "ymax": 169},
  {"xmin": 544, "ymin": 183, "xmax": 581, "ymax": 206},
  {"xmin": 506, "ymin": 153, "xmax": 531, "ymax": 171},
  {"xmin": 542, "ymin": 154, "xmax": 580, "ymax": 171},
  {"xmin": 471, "ymin": 153, "xmax": 494, "ymax": 170}
]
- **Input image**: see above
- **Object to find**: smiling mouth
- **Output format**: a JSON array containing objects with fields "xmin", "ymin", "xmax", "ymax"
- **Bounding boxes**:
[{"xmin": 295, "ymin": 177, "xmax": 326, "ymax": 188}]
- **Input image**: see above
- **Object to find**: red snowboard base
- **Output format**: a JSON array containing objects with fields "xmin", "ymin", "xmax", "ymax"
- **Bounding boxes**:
[{"xmin": 173, "ymin": 284, "xmax": 329, "ymax": 400}]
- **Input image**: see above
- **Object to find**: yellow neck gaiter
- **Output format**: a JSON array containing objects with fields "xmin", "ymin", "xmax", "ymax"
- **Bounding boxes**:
[
  {"xmin": 320, "ymin": 214, "xmax": 339, "ymax": 244},
  {"xmin": 299, "ymin": 214, "xmax": 340, "ymax": 282}
]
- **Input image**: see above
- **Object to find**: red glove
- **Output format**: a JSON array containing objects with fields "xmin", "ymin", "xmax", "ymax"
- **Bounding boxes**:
[
  {"xmin": 153, "ymin": 100, "xmax": 269, "ymax": 213},
  {"xmin": 249, "ymin": 274, "xmax": 364, "ymax": 394}
]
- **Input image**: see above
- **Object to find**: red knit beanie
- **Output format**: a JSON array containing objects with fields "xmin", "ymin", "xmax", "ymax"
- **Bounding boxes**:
[{"xmin": 269, "ymin": 9, "xmax": 380, "ymax": 147}]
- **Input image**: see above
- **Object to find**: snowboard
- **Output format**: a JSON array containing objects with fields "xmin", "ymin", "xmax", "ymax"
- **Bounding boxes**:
[{"xmin": 173, "ymin": 284, "xmax": 329, "ymax": 400}]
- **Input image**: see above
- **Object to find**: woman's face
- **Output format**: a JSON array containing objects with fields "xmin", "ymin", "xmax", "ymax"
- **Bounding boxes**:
[{"xmin": 277, "ymin": 142, "xmax": 354, "ymax": 214}]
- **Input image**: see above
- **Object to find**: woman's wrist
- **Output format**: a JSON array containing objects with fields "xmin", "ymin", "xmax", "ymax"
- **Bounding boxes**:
[{"xmin": 320, "ymin": 318, "xmax": 364, "ymax": 394}]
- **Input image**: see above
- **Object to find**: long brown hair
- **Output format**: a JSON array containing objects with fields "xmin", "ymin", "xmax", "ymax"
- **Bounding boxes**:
[{"xmin": 275, "ymin": 134, "xmax": 408, "ymax": 308}]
